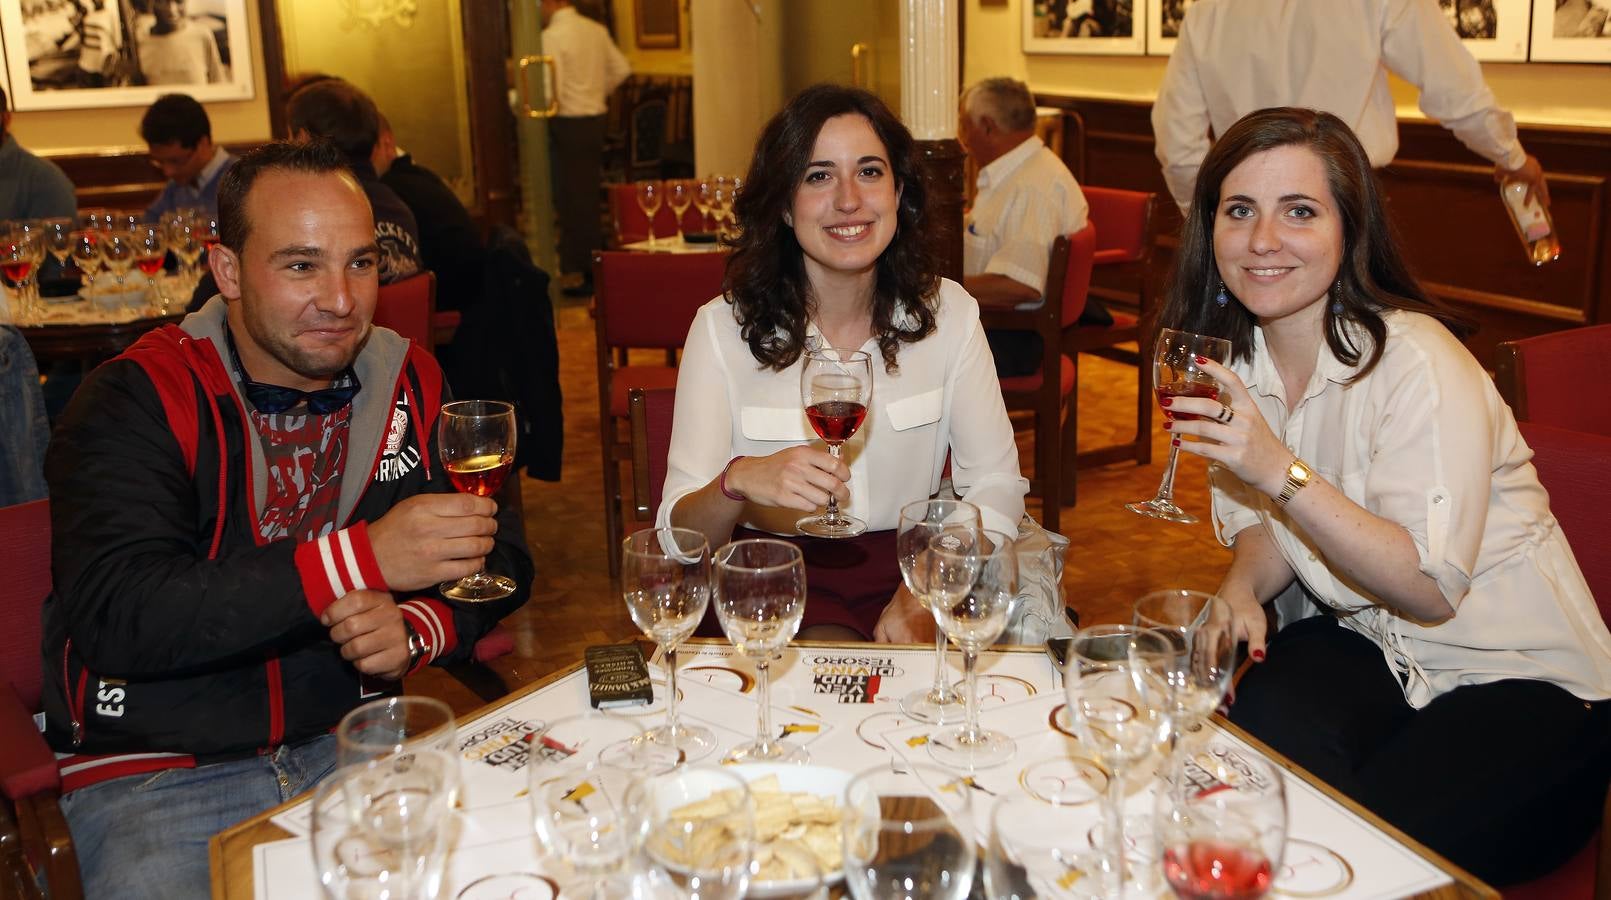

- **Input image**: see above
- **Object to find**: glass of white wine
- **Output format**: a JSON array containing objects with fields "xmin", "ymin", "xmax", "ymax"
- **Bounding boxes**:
[
  {"xmin": 436, "ymin": 400, "xmax": 517, "ymax": 602},
  {"xmin": 713, "ymin": 538, "xmax": 807, "ymax": 763},
  {"xmin": 621, "ymin": 526, "xmax": 717, "ymax": 762}
]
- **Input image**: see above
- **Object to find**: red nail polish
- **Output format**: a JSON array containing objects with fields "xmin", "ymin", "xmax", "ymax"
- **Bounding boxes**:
[
  {"xmin": 1171, "ymin": 437, "xmax": 1182, "ymax": 447},
  {"xmin": 1163, "ymin": 421, "xmax": 1173, "ymax": 430},
  {"xmin": 1195, "ymin": 355, "xmax": 1208, "ymax": 364},
  {"xmin": 1252, "ymin": 649, "xmax": 1266, "ymax": 662},
  {"xmin": 1159, "ymin": 396, "xmax": 1173, "ymax": 407}
]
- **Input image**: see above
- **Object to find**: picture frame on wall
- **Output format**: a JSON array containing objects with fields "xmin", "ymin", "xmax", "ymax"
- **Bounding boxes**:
[
  {"xmin": 1529, "ymin": 0, "xmax": 1611, "ymax": 61},
  {"xmin": 1024, "ymin": 0, "xmax": 1146, "ymax": 56},
  {"xmin": 1440, "ymin": 0, "xmax": 1529, "ymax": 61},
  {"xmin": 0, "ymin": 0, "xmax": 255, "ymax": 112},
  {"xmin": 1146, "ymin": 0, "xmax": 1200, "ymax": 56},
  {"xmin": 634, "ymin": 0, "xmax": 680, "ymax": 50}
]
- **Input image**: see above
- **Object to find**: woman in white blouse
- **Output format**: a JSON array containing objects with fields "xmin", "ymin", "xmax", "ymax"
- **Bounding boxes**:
[
  {"xmin": 1161, "ymin": 107, "xmax": 1611, "ymax": 886},
  {"xmin": 657, "ymin": 84, "xmax": 1027, "ymax": 643}
]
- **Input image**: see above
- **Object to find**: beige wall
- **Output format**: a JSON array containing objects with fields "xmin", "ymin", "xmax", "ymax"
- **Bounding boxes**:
[
  {"xmin": 964, "ymin": 0, "xmax": 1611, "ymax": 130},
  {"xmin": 10, "ymin": 0, "xmax": 273, "ymax": 156},
  {"xmin": 611, "ymin": 0, "xmax": 693, "ymax": 75},
  {"xmin": 691, "ymin": 0, "xmax": 783, "ymax": 175}
]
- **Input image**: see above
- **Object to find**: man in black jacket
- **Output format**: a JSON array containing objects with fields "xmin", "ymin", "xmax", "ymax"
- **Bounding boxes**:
[
  {"xmin": 373, "ymin": 113, "xmax": 485, "ymax": 310},
  {"xmin": 41, "ymin": 140, "xmax": 532, "ymax": 900}
]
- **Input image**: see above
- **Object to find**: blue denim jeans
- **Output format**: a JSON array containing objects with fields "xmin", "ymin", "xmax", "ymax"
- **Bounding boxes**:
[
  {"xmin": 0, "ymin": 325, "xmax": 48, "ymax": 506},
  {"xmin": 59, "ymin": 735, "xmax": 338, "ymax": 900}
]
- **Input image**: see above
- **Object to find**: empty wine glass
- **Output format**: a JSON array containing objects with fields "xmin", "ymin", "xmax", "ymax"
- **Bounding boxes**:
[
  {"xmin": 842, "ymin": 763, "xmax": 975, "ymax": 900},
  {"xmin": 621, "ymin": 526, "xmax": 717, "ymax": 761},
  {"xmin": 40, "ymin": 218, "xmax": 74, "ymax": 270},
  {"xmin": 985, "ymin": 792, "xmax": 1107, "ymax": 900},
  {"xmin": 628, "ymin": 765, "xmax": 757, "ymax": 900},
  {"xmin": 336, "ymin": 696, "xmax": 458, "ymax": 769},
  {"xmin": 312, "ymin": 756, "xmax": 456, "ymax": 900},
  {"xmin": 694, "ymin": 177, "xmax": 717, "ymax": 233},
  {"xmin": 897, "ymin": 499, "xmax": 982, "ymax": 724},
  {"xmin": 927, "ymin": 529, "xmax": 1020, "ymax": 771},
  {"xmin": 69, "ymin": 230, "xmax": 102, "ymax": 300},
  {"xmin": 529, "ymin": 712, "xmax": 672, "ymax": 775},
  {"xmin": 530, "ymin": 757, "xmax": 641, "ymax": 900},
  {"xmin": 1063, "ymin": 625, "xmax": 1174, "ymax": 898},
  {"xmin": 1155, "ymin": 751, "xmax": 1286, "ymax": 900},
  {"xmin": 437, "ymin": 400, "xmax": 518, "ymax": 602},
  {"xmin": 79, "ymin": 208, "xmax": 115, "ymax": 233},
  {"xmin": 100, "ymin": 229, "xmax": 137, "ymax": 289},
  {"xmin": 797, "ymin": 348, "xmax": 872, "ymax": 538},
  {"xmin": 1126, "ymin": 329, "xmax": 1233, "ymax": 524},
  {"xmin": 166, "ymin": 216, "xmax": 205, "ymax": 294},
  {"xmin": 666, "ymin": 178, "xmax": 694, "ymax": 242},
  {"xmin": 636, "ymin": 179, "xmax": 663, "ymax": 246},
  {"xmin": 1133, "ymin": 590, "xmax": 1236, "ymax": 807},
  {"xmin": 713, "ymin": 538, "xmax": 807, "ymax": 763}
]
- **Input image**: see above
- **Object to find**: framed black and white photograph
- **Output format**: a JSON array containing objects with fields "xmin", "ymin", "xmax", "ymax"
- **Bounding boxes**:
[
  {"xmin": 1, "ymin": 0, "xmax": 254, "ymax": 112},
  {"xmin": 1024, "ymin": 0, "xmax": 1146, "ymax": 56},
  {"xmin": 1530, "ymin": 0, "xmax": 1611, "ymax": 60},
  {"xmin": 1440, "ymin": 0, "xmax": 1529, "ymax": 61},
  {"xmin": 1145, "ymin": 0, "xmax": 1199, "ymax": 56}
]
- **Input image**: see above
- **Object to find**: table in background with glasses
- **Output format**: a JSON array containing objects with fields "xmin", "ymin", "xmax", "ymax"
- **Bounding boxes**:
[
  {"xmin": 210, "ymin": 639, "xmax": 1495, "ymax": 900},
  {"xmin": 12, "ymin": 289, "xmax": 186, "ymax": 366}
]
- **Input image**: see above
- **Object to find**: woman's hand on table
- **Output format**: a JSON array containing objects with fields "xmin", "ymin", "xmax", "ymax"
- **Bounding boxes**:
[
  {"xmin": 726, "ymin": 447, "xmax": 849, "ymax": 511},
  {"xmin": 873, "ymin": 585, "xmax": 936, "ymax": 643},
  {"xmin": 1163, "ymin": 357, "xmax": 1293, "ymax": 498}
]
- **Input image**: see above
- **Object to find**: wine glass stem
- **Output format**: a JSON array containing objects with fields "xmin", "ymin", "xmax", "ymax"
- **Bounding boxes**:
[
  {"xmin": 823, "ymin": 444, "xmax": 844, "ymax": 523},
  {"xmin": 663, "ymin": 643, "xmax": 681, "ymax": 736},
  {"xmin": 754, "ymin": 658, "xmax": 774, "ymax": 752},
  {"xmin": 1105, "ymin": 762, "xmax": 1129, "ymax": 898},
  {"xmin": 930, "ymin": 628, "xmax": 952, "ymax": 700},
  {"xmin": 1152, "ymin": 440, "xmax": 1185, "ymax": 504},
  {"xmin": 961, "ymin": 647, "xmax": 980, "ymax": 740}
]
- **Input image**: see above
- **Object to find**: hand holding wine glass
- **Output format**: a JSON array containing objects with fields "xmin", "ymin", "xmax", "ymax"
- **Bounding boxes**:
[
  {"xmin": 713, "ymin": 538, "xmax": 807, "ymax": 763},
  {"xmin": 797, "ymin": 348, "xmax": 872, "ymax": 538},
  {"xmin": 437, "ymin": 400, "xmax": 517, "ymax": 602},
  {"xmin": 1127, "ymin": 328, "xmax": 1233, "ymax": 524},
  {"xmin": 621, "ymin": 526, "xmax": 717, "ymax": 761}
]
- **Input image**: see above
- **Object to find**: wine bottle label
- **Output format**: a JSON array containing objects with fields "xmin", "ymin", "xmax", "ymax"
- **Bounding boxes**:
[{"xmin": 1501, "ymin": 182, "xmax": 1552, "ymax": 242}]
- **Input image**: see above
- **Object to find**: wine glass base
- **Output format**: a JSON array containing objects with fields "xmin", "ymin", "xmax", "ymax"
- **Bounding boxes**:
[
  {"xmin": 899, "ymin": 687, "xmax": 966, "ymax": 724},
  {"xmin": 643, "ymin": 722, "xmax": 718, "ymax": 763},
  {"xmin": 927, "ymin": 726, "xmax": 1015, "ymax": 770},
  {"xmin": 723, "ymin": 740, "xmax": 808, "ymax": 765},
  {"xmin": 796, "ymin": 514, "xmax": 867, "ymax": 538},
  {"xmin": 1125, "ymin": 497, "xmax": 1200, "ymax": 525},
  {"xmin": 439, "ymin": 573, "xmax": 519, "ymax": 602},
  {"xmin": 598, "ymin": 734, "xmax": 682, "ymax": 774}
]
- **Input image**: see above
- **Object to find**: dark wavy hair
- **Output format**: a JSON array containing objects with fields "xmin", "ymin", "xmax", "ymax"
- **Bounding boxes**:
[
  {"xmin": 724, "ymin": 84, "xmax": 939, "ymax": 373},
  {"xmin": 1157, "ymin": 107, "xmax": 1469, "ymax": 380}
]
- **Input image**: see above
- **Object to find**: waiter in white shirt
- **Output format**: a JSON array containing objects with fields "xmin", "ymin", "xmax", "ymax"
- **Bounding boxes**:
[
  {"xmin": 1151, "ymin": 0, "xmax": 1548, "ymax": 215},
  {"xmin": 539, "ymin": 0, "xmax": 630, "ymax": 296}
]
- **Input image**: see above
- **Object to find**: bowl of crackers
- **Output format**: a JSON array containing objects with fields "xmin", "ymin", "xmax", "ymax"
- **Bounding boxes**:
[{"xmin": 732, "ymin": 764, "xmax": 852, "ymax": 898}]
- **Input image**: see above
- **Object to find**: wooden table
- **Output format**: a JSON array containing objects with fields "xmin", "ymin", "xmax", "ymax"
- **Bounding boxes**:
[
  {"xmin": 17, "ymin": 312, "xmax": 183, "ymax": 366},
  {"xmin": 209, "ymin": 641, "xmax": 1498, "ymax": 900}
]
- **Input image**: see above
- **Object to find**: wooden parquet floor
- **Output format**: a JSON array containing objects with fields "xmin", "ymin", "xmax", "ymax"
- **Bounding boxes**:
[{"xmin": 410, "ymin": 297, "xmax": 1230, "ymax": 715}]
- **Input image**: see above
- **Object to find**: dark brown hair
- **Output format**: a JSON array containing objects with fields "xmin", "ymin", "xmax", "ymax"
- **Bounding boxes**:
[
  {"xmin": 1158, "ymin": 107, "xmax": 1469, "ymax": 379},
  {"xmin": 286, "ymin": 80, "xmax": 380, "ymax": 164},
  {"xmin": 724, "ymin": 84, "xmax": 939, "ymax": 373},
  {"xmin": 216, "ymin": 139, "xmax": 353, "ymax": 253}
]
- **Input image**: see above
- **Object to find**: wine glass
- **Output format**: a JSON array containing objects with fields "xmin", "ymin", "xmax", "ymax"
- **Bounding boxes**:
[
  {"xmin": 841, "ymin": 763, "xmax": 975, "ymax": 900},
  {"xmin": 712, "ymin": 538, "xmax": 807, "ymax": 763},
  {"xmin": 628, "ymin": 765, "xmax": 757, "ymax": 900},
  {"xmin": 1155, "ymin": 751, "xmax": 1286, "ymax": 900},
  {"xmin": 100, "ymin": 229, "xmax": 137, "ymax": 289},
  {"xmin": 1133, "ymin": 590, "xmax": 1236, "ymax": 807},
  {"xmin": 1063, "ymin": 625, "xmax": 1174, "ymax": 899},
  {"xmin": 40, "ymin": 218, "xmax": 74, "ymax": 271},
  {"xmin": 694, "ymin": 177, "xmax": 717, "ymax": 232},
  {"xmin": 897, "ymin": 499, "xmax": 982, "ymax": 724},
  {"xmin": 2, "ymin": 229, "xmax": 41, "ymax": 325},
  {"xmin": 436, "ymin": 400, "xmax": 518, "ymax": 602},
  {"xmin": 69, "ymin": 230, "xmax": 103, "ymax": 300},
  {"xmin": 797, "ymin": 348, "xmax": 872, "ymax": 538},
  {"xmin": 195, "ymin": 214, "xmax": 222, "ymax": 258},
  {"xmin": 131, "ymin": 223, "xmax": 169, "ymax": 312},
  {"xmin": 166, "ymin": 216, "xmax": 205, "ymax": 294},
  {"xmin": 336, "ymin": 696, "xmax": 458, "ymax": 768},
  {"xmin": 985, "ymin": 792, "xmax": 1108, "ymax": 900},
  {"xmin": 666, "ymin": 178, "xmax": 694, "ymax": 242},
  {"xmin": 636, "ymin": 179, "xmax": 663, "ymax": 247},
  {"xmin": 530, "ymin": 756, "xmax": 642, "ymax": 900},
  {"xmin": 79, "ymin": 208, "xmax": 114, "ymax": 234},
  {"xmin": 927, "ymin": 529, "xmax": 1020, "ymax": 771},
  {"xmin": 311, "ymin": 756, "xmax": 456, "ymax": 900},
  {"xmin": 621, "ymin": 526, "xmax": 717, "ymax": 761},
  {"xmin": 1126, "ymin": 328, "xmax": 1233, "ymax": 524},
  {"xmin": 529, "ymin": 712, "xmax": 674, "ymax": 775}
]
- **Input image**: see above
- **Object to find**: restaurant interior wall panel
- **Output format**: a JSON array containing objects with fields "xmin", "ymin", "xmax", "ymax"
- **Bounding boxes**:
[{"xmin": 1034, "ymin": 94, "xmax": 1611, "ymax": 369}]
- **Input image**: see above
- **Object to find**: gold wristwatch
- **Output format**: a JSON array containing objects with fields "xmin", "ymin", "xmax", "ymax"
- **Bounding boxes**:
[{"xmin": 1275, "ymin": 457, "xmax": 1313, "ymax": 507}]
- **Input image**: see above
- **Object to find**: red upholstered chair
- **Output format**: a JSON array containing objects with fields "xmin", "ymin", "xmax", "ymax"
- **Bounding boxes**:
[
  {"xmin": 980, "ymin": 224, "xmax": 1096, "ymax": 536},
  {"xmin": 593, "ymin": 250, "xmax": 727, "ymax": 574},
  {"xmin": 609, "ymin": 183, "xmax": 704, "ymax": 247},
  {"xmin": 1076, "ymin": 185, "xmax": 1158, "ymax": 468},
  {"xmin": 0, "ymin": 499, "xmax": 82, "ymax": 900},
  {"xmin": 628, "ymin": 387, "xmax": 678, "ymax": 527},
  {"xmin": 1496, "ymin": 324, "xmax": 1611, "ymax": 437},
  {"xmin": 371, "ymin": 271, "xmax": 437, "ymax": 348},
  {"xmin": 1503, "ymin": 422, "xmax": 1611, "ymax": 900}
]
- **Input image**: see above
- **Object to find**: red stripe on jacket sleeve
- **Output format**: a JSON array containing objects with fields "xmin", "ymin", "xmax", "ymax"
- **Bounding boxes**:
[
  {"xmin": 294, "ymin": 523, "xmax": 389, "ymax": 618},
  {"xmin": 398, "ymin": 599, "xmax": 458, "ymax": 672}
]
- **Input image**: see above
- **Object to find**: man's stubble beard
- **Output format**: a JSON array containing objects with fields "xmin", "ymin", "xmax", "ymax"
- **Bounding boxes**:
[{"xmin": 240, "ymin": 299, "xmax": 368, "ymax": 384}]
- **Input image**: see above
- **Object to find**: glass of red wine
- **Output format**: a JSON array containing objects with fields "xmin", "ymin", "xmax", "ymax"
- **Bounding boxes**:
[
  {"xmin": 437, "ymin": 399, "xmax": 518, "ymax": 602},
  {"xmin": 797, "ymin": 348, "xmax": 872, "ymax": 538},
  {"xmin": 2, "ymin": 229, "xmax": 42, "ymax": 325},
  {"xmin": 1127, "ymin": 328, "xmax": 1233, "ymax": 524},
  {"xmin": 1155, "ymin": 749, "xmax": 1286, "ymax": 900},
  {"xmin": 131, "ymin": 223, "xmax": 168, "ymax": 313}
]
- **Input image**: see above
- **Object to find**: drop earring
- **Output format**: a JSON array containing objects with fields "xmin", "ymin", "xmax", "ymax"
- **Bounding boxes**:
[
  {"xmin": 1330, "ymin": 277, "xmax": 1344, "ymax": 315},
  {"xmin": 1215, "ymin": 281, "xmax": 1229, "ymax": 308}
]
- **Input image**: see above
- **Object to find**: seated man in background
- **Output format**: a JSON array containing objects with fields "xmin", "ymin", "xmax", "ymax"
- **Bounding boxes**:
[
  {"xmin": 373, "ymin": 112, "xmax": 486, "ymax": 310},
  {"xmin": 141, "ymin": 92, "xmax": 234, "ymax": 219},
  {"xmin": 287, "ymin": 79, "xmax": 423, "ymax": 283},
  {"xmin": 41, "ymin": 140, "xmax": 533, "ymax": 900},
  {"xmin": 958, "ymin": 77, "xmax": 1091, "ymax": 378},
  {"xmin": 0, "ymin": 86, "xmax": 77, "ymax": 221}
]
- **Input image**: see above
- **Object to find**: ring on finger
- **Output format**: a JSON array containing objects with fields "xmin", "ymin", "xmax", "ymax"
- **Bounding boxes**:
[{"xmin": 1216, "ymin": 404, "xmax": 1235, "ymax": 424}]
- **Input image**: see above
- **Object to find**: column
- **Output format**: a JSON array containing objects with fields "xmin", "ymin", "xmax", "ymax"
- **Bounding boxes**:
[{"xmin": 901, "ymin": 0, "xmax": 965, "ymax": 282}]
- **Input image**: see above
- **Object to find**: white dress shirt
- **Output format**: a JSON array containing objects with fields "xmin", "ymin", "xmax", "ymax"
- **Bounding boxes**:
[
  {"xmin": 1152, "ymin": 0, "xmax": 1528, "ymax": 212},
  {"xmin": 542, "ymin": 7, "xmax": 631, "ymax": 118},
  {"xmin": 1211, "ymin": 311, "xmax": 1611, "ymax": 708},
  {"xmin": 964, "ymin": 136, "xmax": 1089, "ymax": 296},
  {"xmin": 657, "ymin": 280, "xmax": 1029, "ymax": 539}
]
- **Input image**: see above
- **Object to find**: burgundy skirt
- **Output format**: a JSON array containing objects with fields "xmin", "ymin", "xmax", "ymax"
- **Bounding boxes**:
[{"xmin": 695, "ymin": 527, "xmax": 901, "ymax": 641}]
